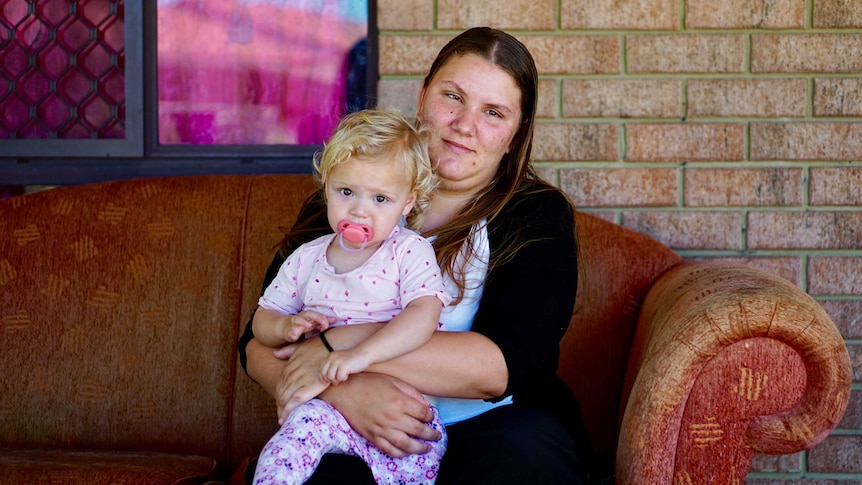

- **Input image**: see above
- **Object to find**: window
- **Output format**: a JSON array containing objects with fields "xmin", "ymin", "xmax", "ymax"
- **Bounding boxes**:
[{"xmin": 0, "ymin": 0, "xmax": 376, "ymax": 186}]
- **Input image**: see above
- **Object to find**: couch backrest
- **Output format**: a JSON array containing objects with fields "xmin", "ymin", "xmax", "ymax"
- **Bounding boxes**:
[
  {"xmin": 0, "ymin": 175, "xmax": 317, "ymax": 473},
  {"xmin": 229, "ymin": 175, "xmax": 318, "ymax": 466},
  {"xmin": 1, "ymin": 175, "xmax": 684, "ymax": 475},
  {"xmin": 558, "ymin": 211, "xmax": 684, "ymax": 471}
]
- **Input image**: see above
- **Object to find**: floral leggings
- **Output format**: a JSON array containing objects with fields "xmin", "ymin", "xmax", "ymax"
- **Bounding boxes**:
[{"xmin": 253, "ymin": 398, "xmax": 447, "ymax": 485}]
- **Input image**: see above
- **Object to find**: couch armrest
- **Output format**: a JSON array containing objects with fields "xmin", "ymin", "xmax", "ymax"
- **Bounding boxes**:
[{"xmin": 616, "ymin": 262, "xmax": 851, "ymax": 484}]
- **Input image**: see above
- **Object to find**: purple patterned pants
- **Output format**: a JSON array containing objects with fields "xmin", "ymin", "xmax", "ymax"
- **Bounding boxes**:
[{"xmin": 253, "ymin": 398, "xmax": 447, "ymax": 484}]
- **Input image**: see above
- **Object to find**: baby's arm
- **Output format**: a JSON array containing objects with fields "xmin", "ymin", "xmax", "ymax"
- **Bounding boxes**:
[
  {"xmin": 253, "ymin": 307, "xmax": 336, "ymax": 347},
  {"xmin": 319, "ymin": 295, "xmax": 442, "ymax": 384}
]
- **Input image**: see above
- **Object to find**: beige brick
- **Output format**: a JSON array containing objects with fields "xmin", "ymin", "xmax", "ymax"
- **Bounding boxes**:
[
  {"xmin": 379, "ymin": 35, "xmax": 449, "ymax": 75},
  {"xmin": 749, "ymin": 452, "xmax": 803, "ymax": 473},
  {"xmin": 838, "ymin": 388, "xmax": 862, "ymax": 428},
  {"xmin": 627, "ymin": 35, "xmax": 745, "ymax": 73},
  {"xmin": 820, "ymin": 300, "xmax": 862, "ymax": 340},
  {"xmin": 814, "ymin": 78, "xmax": 862, "ymax": 117},
  {"xmin": 686, "ymin": 0, "xmax": 804, "ymax": 29},
  {"xmin": 848, "ymin": 345, "xmax": 862, "ymax": 383},
  {"xmin": 810, "ymin": 167, "xmax": 862, "ymax": 206},
  {"xmin": 438, "ymin": 0, "xmax": 557, "ymax": 30},
  {"xmin": 621, "ymin": 211, "xmax": 744, "ymax": 249},
  {"xmin": 748, "ymin": 212, "xmax": 862, "ymax": 249},
  {"xmin": 562, "ymin": 79, "xmax": 681, "ymax": 118},
  {"xmin": 535, "ymin": 166, "xmax": 558, "ymax": 187},
  {"xmin": 561, "ymin": 0, "xmax": 677, "ymax": 30},
  {"xmin": 377, "ymin": 0, "xmax": 433, "ymax": 30},
  {"xmin": 533, "ymin": 123, "xmax": 619, "ymax": 161},
  {"xmin": 537, "ymin": 79, "xmax": 558, "ymax": 119},
  {"xmin": 752, "ymin": 34, "xmax": 862, "ymax": 73},
  {"xmin": 808, "ymin": 435, "xmax": 862, "ymax": 472},
  {"xmin": 681, "ymin": 256, "xmax": 802, "ymax": 286},
  {"xmin": 559, "ymin": 168, "xmax": 677, "ymax": 207},
  {"xmin": 814, "ymin": 0, "xmax": 862, "ymax": 28},
  {"xmin": 687, "ymin": 79, "xmax": 806, "ymax": 117},
  {"xmin": 521, "ymin": 36, "xmax": 620, "ymax": 75},
  {"xmin": 626, "ymin": 123, "xmax": 745, "ymax": 162},
  {"xmin": 684, "ymin": 168, "xmax": 803, "ymax": 207},
  {"xmin": 377, "ymin": 79, "xmax": 422, "ymax": 117},
  {"xmin": 751, "ymin": 123, "xmax": 862, "ymax": 161}
]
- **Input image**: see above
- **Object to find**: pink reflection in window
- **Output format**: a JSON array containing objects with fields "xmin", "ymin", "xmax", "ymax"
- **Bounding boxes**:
[{"xmin": 157, "ymin": 0, "xmax": 368, "ymax": 146}]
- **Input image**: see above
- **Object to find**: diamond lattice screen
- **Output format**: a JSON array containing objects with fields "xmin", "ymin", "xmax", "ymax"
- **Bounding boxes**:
[{"xmin": 1, "ymin": 0, "xmax": 125, "ymax": 139}]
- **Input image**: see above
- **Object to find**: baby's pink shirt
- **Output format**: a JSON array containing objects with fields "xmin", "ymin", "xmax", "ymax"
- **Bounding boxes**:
[{"xmin": 259, "ymin": 226, "xmax": 451, "ymax": 328}]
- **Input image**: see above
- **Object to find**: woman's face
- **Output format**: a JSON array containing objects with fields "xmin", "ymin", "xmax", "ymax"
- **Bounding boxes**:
[{"xmin": 418, "ymin": 53, "xmax": 523, "ymax": 196}]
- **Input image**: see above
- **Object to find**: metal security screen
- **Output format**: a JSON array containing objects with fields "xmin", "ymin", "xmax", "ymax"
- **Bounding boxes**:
[{"xmin": 1, "ymin": 0, "xmax": 126, "ymax": 139}]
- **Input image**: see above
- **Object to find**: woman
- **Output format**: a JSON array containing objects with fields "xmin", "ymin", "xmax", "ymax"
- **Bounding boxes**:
[{"xmin": 239, "ymin": 27, "xmax": 592, "ymax": 483}]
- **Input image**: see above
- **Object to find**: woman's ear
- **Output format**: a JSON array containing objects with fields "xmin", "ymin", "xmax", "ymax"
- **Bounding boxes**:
[{"xmin": 416, "ymin": 86, "xmax": 427, "ymax": 119}]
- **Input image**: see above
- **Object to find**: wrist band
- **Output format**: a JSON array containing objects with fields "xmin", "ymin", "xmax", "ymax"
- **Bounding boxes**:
[{"xmin": 319, "ymin": 329, "xmax": 334, "ymax": 352}]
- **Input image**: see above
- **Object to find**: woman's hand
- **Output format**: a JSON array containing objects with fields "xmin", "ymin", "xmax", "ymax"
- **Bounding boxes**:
[
  {"xmin": 272, "ymin": 336, "xmax": 331, "ymax": 423},
  {"xmin": 320, "ymin": 372, "xmax": 443, "ymax": 458}
]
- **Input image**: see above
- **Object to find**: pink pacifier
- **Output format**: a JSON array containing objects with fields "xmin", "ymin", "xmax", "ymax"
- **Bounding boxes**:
[{"xmin": 337, "ymin": 220, "xmax": 373, "ymax": 252}]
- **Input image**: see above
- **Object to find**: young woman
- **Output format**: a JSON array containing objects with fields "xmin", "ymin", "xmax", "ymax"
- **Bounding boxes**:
[{"xmin": 240, "ymin": 27, "xmax": 593, "ymax": 484}]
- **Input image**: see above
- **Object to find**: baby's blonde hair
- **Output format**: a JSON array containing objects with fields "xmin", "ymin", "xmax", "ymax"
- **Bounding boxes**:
[{"xmin": 313, "ymin": 109, "xmax": 437, "ymax": 231}]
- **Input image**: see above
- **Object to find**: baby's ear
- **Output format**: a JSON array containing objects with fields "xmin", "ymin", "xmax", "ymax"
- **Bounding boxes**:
[{"xmin": 402, "ymin": 193, "xmax": 417, "ymax": 216}]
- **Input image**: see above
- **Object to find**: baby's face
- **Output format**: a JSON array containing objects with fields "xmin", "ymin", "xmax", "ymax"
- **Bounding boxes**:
[{"xmin": 325, "ymin": 155, "xmax": 416, "ymax": 250}]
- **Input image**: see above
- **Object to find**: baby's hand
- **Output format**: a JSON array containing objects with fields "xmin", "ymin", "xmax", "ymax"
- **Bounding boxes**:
[
  {"xmin": 320, "ymin": 349, "xmax": 371, "ymax": 384},
  {"xmin": 284, "ymin": 311, "xmax": 335, "ymax": 342}
]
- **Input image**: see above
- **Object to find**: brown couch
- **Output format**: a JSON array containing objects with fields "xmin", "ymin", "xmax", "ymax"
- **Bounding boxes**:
[{"xmin": 0, "ymin": 175, "xmax": 850, "ymax": 484}]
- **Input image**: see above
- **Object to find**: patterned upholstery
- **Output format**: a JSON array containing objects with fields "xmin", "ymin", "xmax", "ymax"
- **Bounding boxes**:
[
  {"xmin": 0, "ymin": 175, "xmax": 850, "ymax": 483},
  {"xmin": 0, "ymin": 175, "xmax": 314, "ymax": 482}
]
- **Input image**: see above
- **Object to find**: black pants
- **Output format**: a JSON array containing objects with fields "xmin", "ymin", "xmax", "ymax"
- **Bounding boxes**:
[{"xmin": 292, "ymin": 402, "xmax": 591, "ymax": 485}]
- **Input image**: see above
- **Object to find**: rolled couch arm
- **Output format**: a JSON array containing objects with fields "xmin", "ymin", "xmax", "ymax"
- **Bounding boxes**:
[{"xmin": 616, "ymin": 262, "xmax": 851, "ymax": 484}]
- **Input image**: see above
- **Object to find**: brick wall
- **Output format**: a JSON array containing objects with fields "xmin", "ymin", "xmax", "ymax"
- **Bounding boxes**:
[{"xmin": 376, "ymin": 0, "xmax": 861, "ymax": 482}]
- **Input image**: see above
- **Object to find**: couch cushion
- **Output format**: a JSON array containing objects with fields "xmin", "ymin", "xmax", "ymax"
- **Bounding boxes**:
[
  {"xmin": 0, "ymin": 176, "xmax": 249, "ymax": 463},
  {"xmin": 0, "ymin": 449, "xmax": 216, "ymax": 484}
]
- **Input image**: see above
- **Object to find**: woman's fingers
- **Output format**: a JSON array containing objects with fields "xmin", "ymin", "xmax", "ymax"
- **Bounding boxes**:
[
  {"xmin": 272, "ymin": 342, "xmax": 297, "ymax": 360},
  {"xmin": 375, "ymin": 433, "xmax": 430, "ymax": 458}
]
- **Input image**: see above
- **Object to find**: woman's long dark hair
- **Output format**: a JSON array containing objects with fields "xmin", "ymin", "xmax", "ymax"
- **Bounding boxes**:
[{"xmin": 421, "ymin": 27, "xmax": 563, "ymax": 302}]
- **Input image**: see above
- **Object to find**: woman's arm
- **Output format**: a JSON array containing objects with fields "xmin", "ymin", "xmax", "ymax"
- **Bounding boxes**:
[
  {"xmin": 475, "ymin": 186, "xmax": 578, "ymax": 397},
  {"xmin": 245, "ymin": 336, "xmax": 290, "ymax": 400},
  {"xmin": 323, "ymin": 324, "xmax": 508, "ymax": 399}
]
